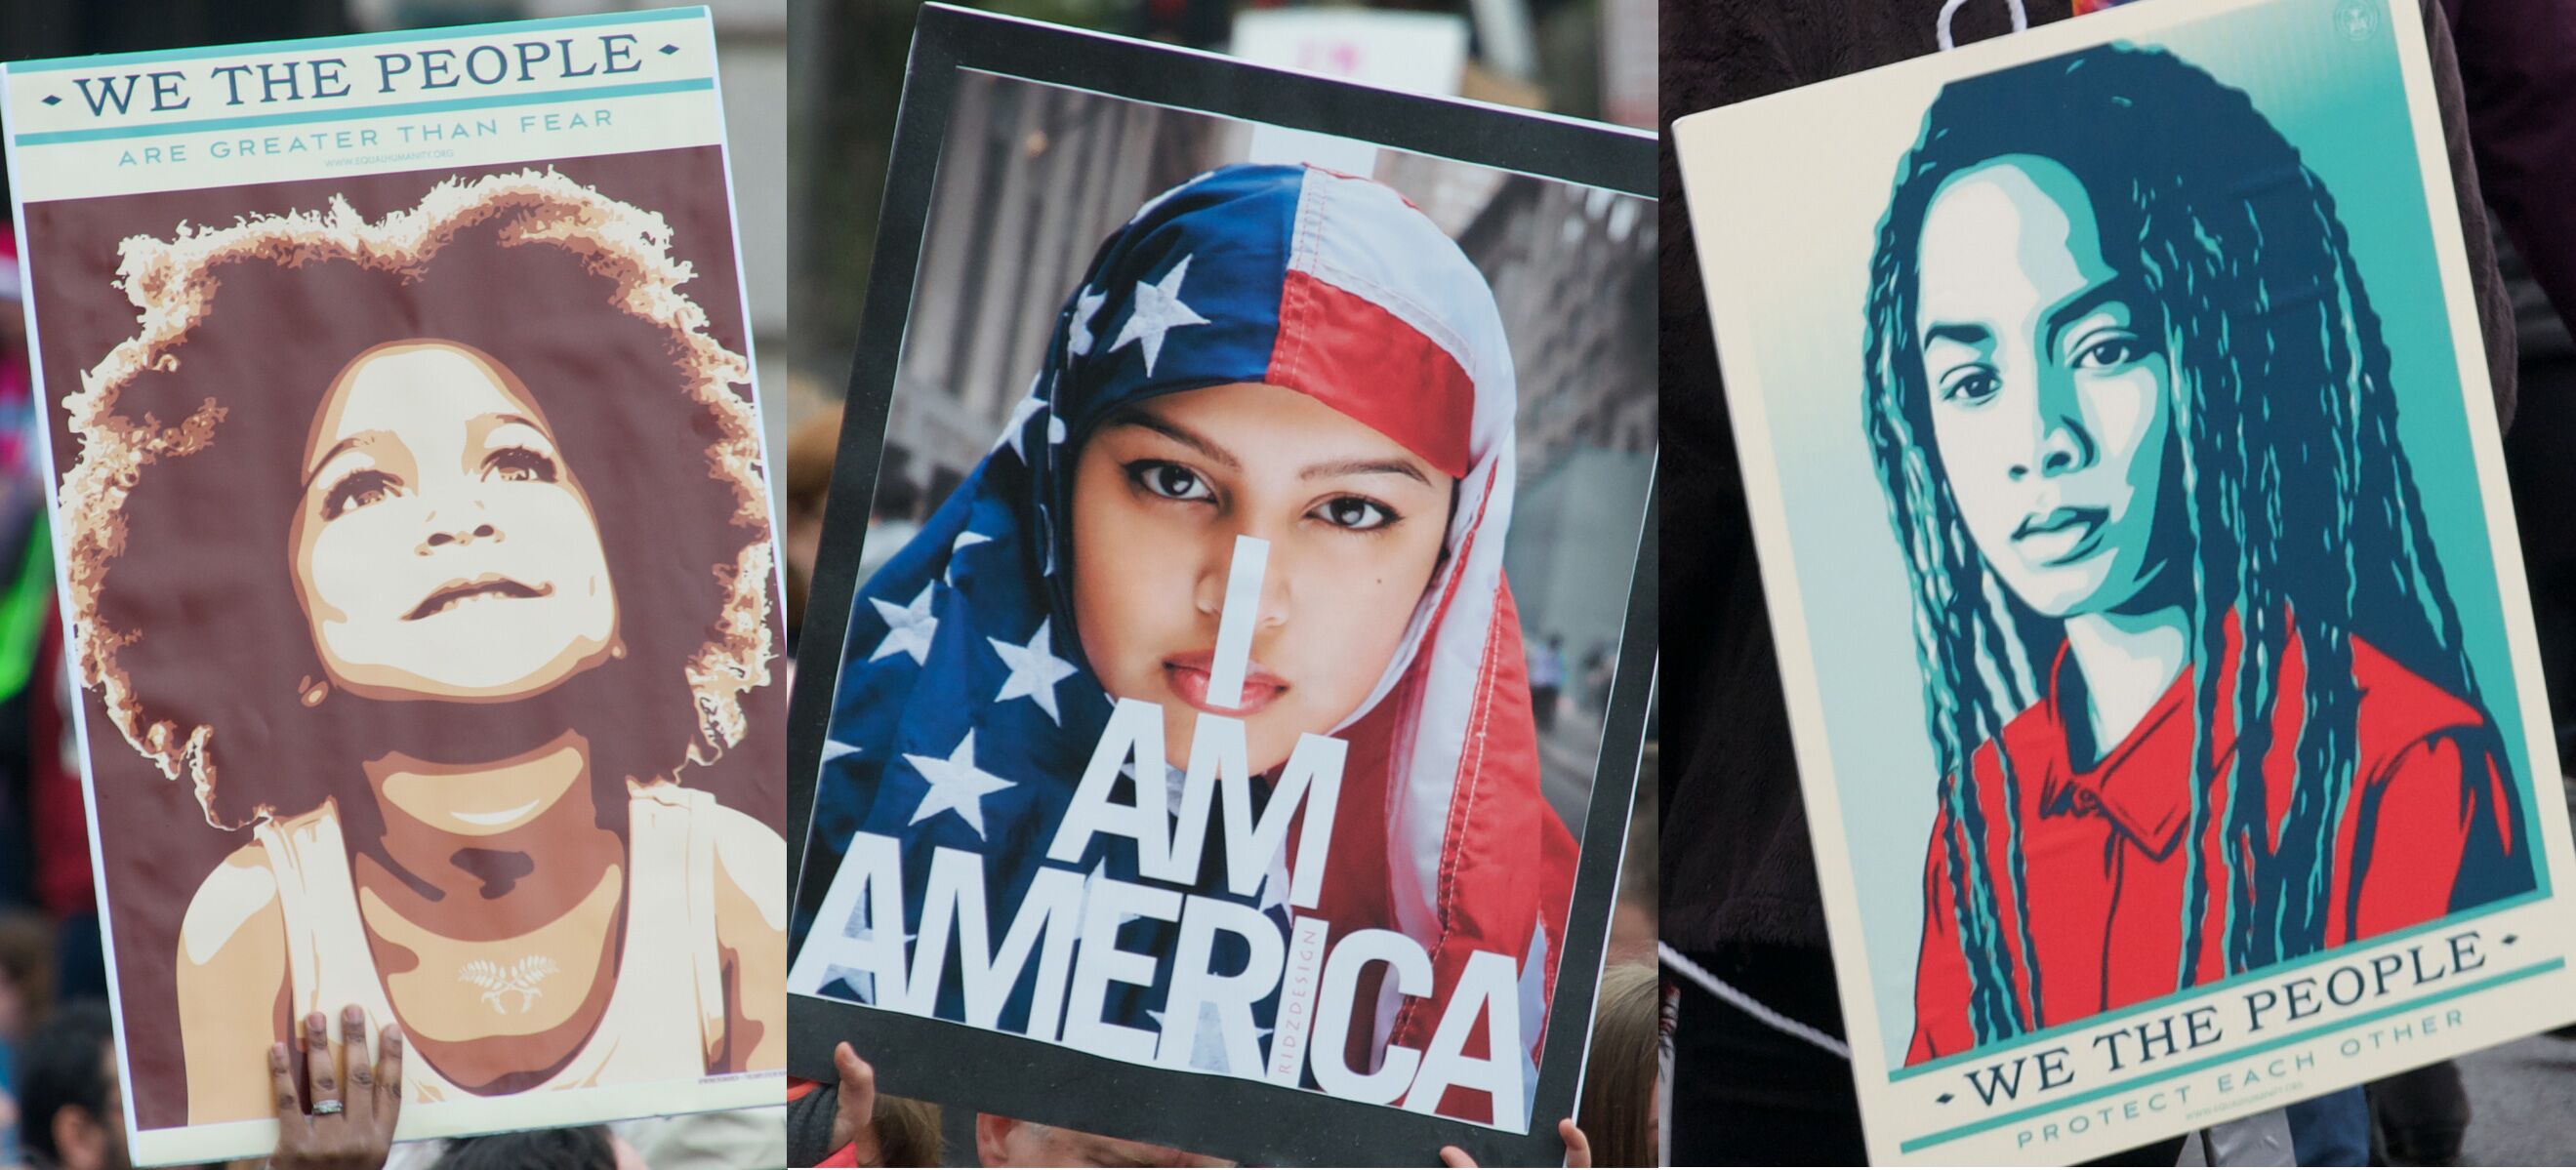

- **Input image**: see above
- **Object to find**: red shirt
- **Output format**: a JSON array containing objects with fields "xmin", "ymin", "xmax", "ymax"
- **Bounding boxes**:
[{"xmin": 1906, "ymin": 622, "xmax": 2528, "ymax": 1065}]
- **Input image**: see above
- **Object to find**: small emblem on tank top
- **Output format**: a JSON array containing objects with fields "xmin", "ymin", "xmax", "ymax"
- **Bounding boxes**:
[{"xmin": 461, "ymin": 955, "xmax": 559, "ymax": 1013}]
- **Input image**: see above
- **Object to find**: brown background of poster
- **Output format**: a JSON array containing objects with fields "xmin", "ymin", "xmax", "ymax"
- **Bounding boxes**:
[{"xmin": 20, "ymin": 145, "xmax": 785, "ymax": 1129}]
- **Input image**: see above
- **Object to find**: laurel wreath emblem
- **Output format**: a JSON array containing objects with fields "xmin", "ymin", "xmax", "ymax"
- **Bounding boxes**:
[{"xmin": 459, "ymin": 955, "xmax": 559, "ymax": 1014}]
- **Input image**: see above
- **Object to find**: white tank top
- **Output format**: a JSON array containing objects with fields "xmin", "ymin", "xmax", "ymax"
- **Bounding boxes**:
[{"xmin": 252, "ymin": 784, "xmax": 730, "ymax": 1101}]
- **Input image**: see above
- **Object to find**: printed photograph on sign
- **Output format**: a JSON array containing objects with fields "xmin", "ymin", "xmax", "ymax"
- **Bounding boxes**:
[
  {"xmin": 1672, "ymin": 0, "xmax": 2576, "ymax": 1161},
  {"xmin": 2, "ymin": 10, "xmax": 788, "ymax": 1163},
  {"xmin": 784, "ymin": 10, "xmax": 1656, "ymax": 1165}
]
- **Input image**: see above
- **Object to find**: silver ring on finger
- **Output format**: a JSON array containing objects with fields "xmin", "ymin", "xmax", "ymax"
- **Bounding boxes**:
[{"xmin": 311, "ymin": 1100, "xmax": 346, "ymax": 1117}]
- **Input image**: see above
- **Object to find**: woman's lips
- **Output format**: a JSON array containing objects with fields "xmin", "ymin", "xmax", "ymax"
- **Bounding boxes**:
[
  {"xmin": 406, "ymin": 574, "xmax": 552, "ymax": 621},
  {"xmin": 1163, "ymin": 650, "xmax": 1288, "ymax": 716},
  {"xmin": 2013, "ymin": 504, "xmax": 2110, "ymax": 567}
]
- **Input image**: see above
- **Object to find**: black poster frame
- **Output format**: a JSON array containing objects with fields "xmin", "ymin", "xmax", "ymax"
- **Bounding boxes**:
[{"xmin": 785, "ymin": 8, "xmax": 1657, "ymax": 1164}]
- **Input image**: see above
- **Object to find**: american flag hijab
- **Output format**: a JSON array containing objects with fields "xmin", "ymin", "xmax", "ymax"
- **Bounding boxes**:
[{"xmin": 808, "ymin": 163, "xmax": 1576, "ymax": 1121}]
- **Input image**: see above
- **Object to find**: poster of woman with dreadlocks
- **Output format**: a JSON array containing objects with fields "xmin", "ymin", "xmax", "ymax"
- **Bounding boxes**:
[
  {"xmin": 784, "ymin": 14, "xmax": 1656, "ymax": 1165},
  {"xmin": 1676, "ymin": 0, "xmax": 2576, "ymax": 1162}
]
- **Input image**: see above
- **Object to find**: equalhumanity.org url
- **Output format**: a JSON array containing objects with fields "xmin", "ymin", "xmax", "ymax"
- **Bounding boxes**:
[{"xmin": 328, "ymin": 147, "xmax": 456, "ymax": 168}]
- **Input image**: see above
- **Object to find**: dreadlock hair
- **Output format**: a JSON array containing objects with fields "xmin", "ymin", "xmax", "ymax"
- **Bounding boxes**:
[{"xmin": 1861, "ymin": 43, "xmax": 2507, "ymax": 1046}]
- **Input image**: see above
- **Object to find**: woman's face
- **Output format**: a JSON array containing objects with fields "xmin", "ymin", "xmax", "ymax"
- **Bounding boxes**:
[
  {"xmin": 1915, "ymin": 155, "xmax": 2173, "ymax": 620},
  {"xmin": 1070, "ymin": 382, "xmax": 1453, "ymax": 775},
  {"xmin": 289, "ymin": 341, "xmax": 618, "ymax": 702}
]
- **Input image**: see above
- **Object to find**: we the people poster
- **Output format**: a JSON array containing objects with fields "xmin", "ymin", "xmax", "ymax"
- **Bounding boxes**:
[
  {"xmin": 1674, "ymin": 0, "xmax": 2576, "ymax": 1162},
  {"xmin": 2, "ymin": 10, "xmax": 788, "ymax": 1163}
]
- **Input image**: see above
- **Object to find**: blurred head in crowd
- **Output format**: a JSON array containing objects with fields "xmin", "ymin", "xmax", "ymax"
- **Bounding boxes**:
[
  {"xmin": 20, "ymin": 1000, "xmax": 127, "ymax": 1170},
  {"xmin": 975, "ymin": 1114, "xmax": 1230, "ymax": 1168},
  {"xmin": 785, "ymin": 404, "xmax": 845, "ymax": 638},
  {"xmin": 1578, "ymin": 963, "xmax": 1664, "ymax": 1168},
  {"xmin": 0, "ymin": 909, "xmax": 55, "ymax": 1045},
  {"xmin": 429, "ymin": 1124, "xmax": 644, "ymax": 1170},
  {"xmin": 870, "ymin": 1094, "xmax": 944, "ymax": 1167}
]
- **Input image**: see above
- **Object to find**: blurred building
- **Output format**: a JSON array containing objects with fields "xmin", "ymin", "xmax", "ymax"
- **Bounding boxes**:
[
  {"xmin": 1466, "ymin": 174, "xmax": 1656, "ymax": 674},
  {"xmin": 882, "ymin": 74, "xmax": 1224, "ymax": 508},
  {"xmin": 788, "ymin": 0, "xmax": 1656, "ymax": 418}
]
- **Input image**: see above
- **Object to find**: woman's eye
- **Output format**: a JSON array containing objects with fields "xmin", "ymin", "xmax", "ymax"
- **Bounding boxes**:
[
  {"xmin": 2074, "ymin": 335, "xmax": 2146, "ymax": 369},
  {"xmin": 1130, "ymin": 462, "xmax": 1211, "ymax": 503},
  {"xmin": 486, "ymin": 446, "xmax": 559, "ymax": 483},
  {"xmin": 320, "ymin": 469, "xmax": 399, "ymax": 520},
  {"xmin": 1939, "ymin": 370, "xmax": 2000, "ymax": 404},
  {"xmin": 1314, "ymin": 496, "xmax": 1397, "ymax": 532}
]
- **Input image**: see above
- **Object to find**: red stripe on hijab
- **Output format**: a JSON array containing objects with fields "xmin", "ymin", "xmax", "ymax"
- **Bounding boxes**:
[{"xmin": 1270, "ymin": 268, "xmax": 1475, "ymax": 479}]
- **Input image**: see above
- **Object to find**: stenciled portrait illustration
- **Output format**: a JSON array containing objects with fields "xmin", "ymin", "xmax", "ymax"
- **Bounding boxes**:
[
  {"xmin": 50, "ymin": 168, "xmax": 788, "ymax": 1124},
  {"xmin": 1864, "ymin": 45, "xmax": 2535, "ymax": 1063},
  {"xmin": 793, "ymin": 72, "xmax": 1654, "ymax": 1134}
]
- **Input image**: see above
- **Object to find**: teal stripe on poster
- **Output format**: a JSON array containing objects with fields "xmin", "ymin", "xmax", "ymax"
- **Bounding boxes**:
[
  {"xmin": 11, "ymin": 78, "xmax": 713, "ymax": 146},
  {"xmin": 9, "ymin": 7, "xmax": 705, "ymax": 74},
  {"xmin": 1890, "ymin": 889, "xmax": 2546, "ymax": 1081},
  {"xmin": 1897, "ymin": 957, "xmax": 2565, "ymax": 1154}
]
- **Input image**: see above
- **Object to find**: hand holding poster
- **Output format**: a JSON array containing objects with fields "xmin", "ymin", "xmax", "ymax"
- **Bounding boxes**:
[
  {"xmin": 1673, "ymin": 0, "xmax": 2576, "ymax": 1161},
  {"xmin": 784, "ymin": 8, "xmax": 1657, "ymax": 1165},
  {"xmin": 2, "ymin": 10, "xmax": 788, "ymax": 1164}
]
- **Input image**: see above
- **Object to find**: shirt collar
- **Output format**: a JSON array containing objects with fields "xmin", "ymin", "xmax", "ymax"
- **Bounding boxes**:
[{"xmin": 2040, "ymin": 631, "xmax": 2231, "ymax": 860}]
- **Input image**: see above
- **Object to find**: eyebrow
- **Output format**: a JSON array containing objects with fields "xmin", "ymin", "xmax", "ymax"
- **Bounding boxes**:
[
  {"xmin": 1110, "ymin": 411, "xmax": 1241, "ymax": 470},
  {"xmin": 476, "ymin": 412, "xmax": 554, "ymax": 447},
  {"xmin": 1302, "ymin": 457, "xmax": 1431, "ymax": 486},
  {"xmin": 303, "ymin": 429, "xmax": 388, "ymax": 489},
  {"xmin": 1918, "ymin": 274, "xmax": 2147, "ymax": 354},
  {"xmin": 2042, "ymin": 275, "xmax": 2146, "ymax": 347},
  {"xmin": 1921, "ymin": 321, "xmax": 1992, "ymax": 350}
]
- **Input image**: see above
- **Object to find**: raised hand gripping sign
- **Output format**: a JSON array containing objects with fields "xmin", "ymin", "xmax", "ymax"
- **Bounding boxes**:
[{"xmin": 1673, "ymin": 0, "xmax": 2576, "ymax": 1161}]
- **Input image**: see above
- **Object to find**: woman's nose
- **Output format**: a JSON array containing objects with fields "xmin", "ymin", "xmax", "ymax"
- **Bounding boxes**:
[
  {"xmin": 419, "ymin": 519, "xmax": 501, "ymax": 553},
  {"xmin": 1192, "ymin": 534, "xmax": 1291, "ymax": 629},
  {"xmin": 2008, "ymin": 373, "xmax": 2096, "ymax": 481}
]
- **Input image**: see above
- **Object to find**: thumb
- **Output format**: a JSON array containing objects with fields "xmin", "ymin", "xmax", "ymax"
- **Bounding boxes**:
[{"xmin": 829, "ymin": 1042, "xmax": 879, "ymax": 1155}]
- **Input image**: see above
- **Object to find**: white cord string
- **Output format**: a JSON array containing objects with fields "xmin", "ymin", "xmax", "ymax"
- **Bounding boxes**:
[
  {"xmin": 1658, "ymin": 942, "xmax": 1853, "ymax": 1061},
  {"xmin": 1937, "ymin": 0, "xmax": 2031, "ymax": 51}
]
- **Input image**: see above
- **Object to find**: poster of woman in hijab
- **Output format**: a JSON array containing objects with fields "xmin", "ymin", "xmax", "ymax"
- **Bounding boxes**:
[
  {"xmin": 785, "ymin": 11, "xmax": 1656, "ymax": 1165},
  {"xmin": 3, "ymin": 13, "xmax": 786, "ymax": 1163},
  {"xmin": 1674, "ymin": 0, "xmax": 2576, "ymax": 1162}
]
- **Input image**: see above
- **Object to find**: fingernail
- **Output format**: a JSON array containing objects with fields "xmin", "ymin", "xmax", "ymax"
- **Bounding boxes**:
[
  {"xmin": 383, "ymin": 1024, "xmax": 404, "ymax": 1048},
  {"xmin": 270, "ymin": 1043, "xmax": 287, "ymax": 1070},
  {"xmin": 345, "ymin": 1004, "xmax": 364, "ymax": 1026},
  {"xmin": 308, "ymin": 1010, "xmax": 327, "ymax": 1031}
]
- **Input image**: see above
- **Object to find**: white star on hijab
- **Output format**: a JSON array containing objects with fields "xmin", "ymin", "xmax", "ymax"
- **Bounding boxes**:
[
  {"xmin": 903, "ymin": 731, "xmax": 1015, "ymax": 839},
  {"xmin": 946, "ymin": 530, "xmax": 993, "ymax": 585},
  {"xmin": 1067, "ymin": 286, "xmax": 1107, "ymax": 356},
  {"xmin": 989, "ymin": 617, "xmax": 1079, "ymax": 724},
  {"xmin": 998, "ymin": 391, "xmax": 1043, "ymax": 460},
  {"xmin": 868, "ymin": 584, "xmax": 940, "ymax": 666},
  {"xmin": 1110, "ymin": 254, "xmax": 1211, "ymax": 377}
]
